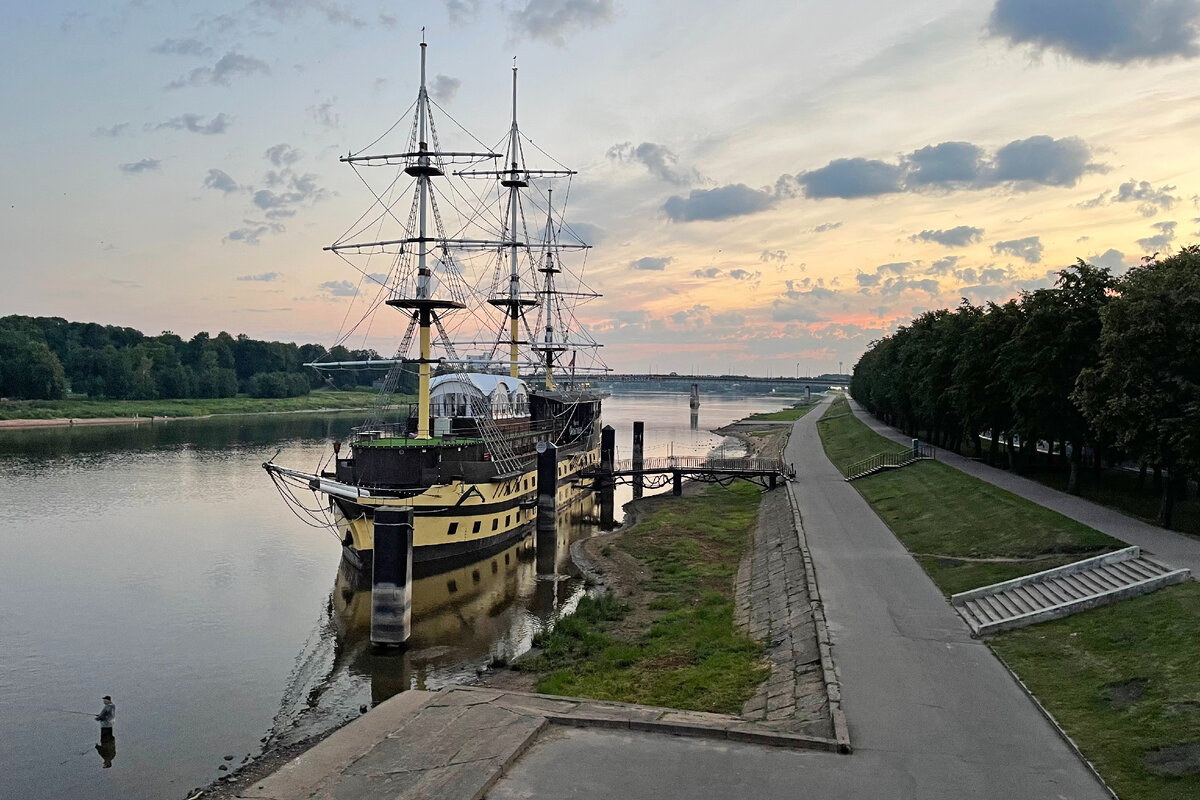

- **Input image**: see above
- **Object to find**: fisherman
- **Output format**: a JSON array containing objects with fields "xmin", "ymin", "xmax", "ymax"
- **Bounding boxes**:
[{"xmin": 95, "ymin": 695, "xmax": 116, "ymax": 761}]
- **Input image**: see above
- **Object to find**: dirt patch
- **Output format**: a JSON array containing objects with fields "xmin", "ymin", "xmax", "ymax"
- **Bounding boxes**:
[
  {"xmin": 1165, "ymin": 701, "xmax": 1200, "ymax": 716},
  {"xmin": 713, "ymin": 422, "xmax": 791, "ymax": 462},
  {"xmin": 1103, "ymin": 677, "xmax": 1147, "ymax": 709},
  {"xmin": 1143, "ymin": 741, "xmax": 1200, "ymax": 776}
]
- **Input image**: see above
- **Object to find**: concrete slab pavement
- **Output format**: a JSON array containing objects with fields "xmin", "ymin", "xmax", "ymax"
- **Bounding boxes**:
[{"xmin": 849, "ymin": 398, "xmax": 1200, "ymax": 578}]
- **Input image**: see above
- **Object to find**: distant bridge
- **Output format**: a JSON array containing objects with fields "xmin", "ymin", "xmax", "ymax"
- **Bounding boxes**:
[{"xmin": 597, "ymin": 373, "xmax": 850, "ymax": 387}]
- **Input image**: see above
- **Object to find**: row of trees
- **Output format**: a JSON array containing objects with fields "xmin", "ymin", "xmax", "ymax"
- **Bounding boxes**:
[
  {"xmin": 0, "ymin": 315, "xmax": 409, "ymax": 401},
  {"xmin": 850, "ymin": 248, "xmax": 1200, "ymax": 528}
]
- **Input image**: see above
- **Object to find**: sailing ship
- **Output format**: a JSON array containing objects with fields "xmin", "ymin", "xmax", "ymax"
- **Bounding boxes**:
[{"xmin": 265, "ymin": 41, "xmax": 606, "ymax": 570}]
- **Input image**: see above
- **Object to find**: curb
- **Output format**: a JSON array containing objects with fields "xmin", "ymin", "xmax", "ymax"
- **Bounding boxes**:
[
  {"xmin": 785, "ymin": 481, "xmax": 853, "ymax": 754},
  {"xmin": 544, "ymin": 714, "xmax": 841, "ymax": 753},
  {"xmin": 991, "ymin": 651, "xmax": 1121, "ymax": 800}
]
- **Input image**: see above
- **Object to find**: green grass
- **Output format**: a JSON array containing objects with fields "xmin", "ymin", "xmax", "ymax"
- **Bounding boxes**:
[
  {"xmin": 522, "ymin": 481, "xmax": 769, "ymax": 713},
  {"xmin": 992, "ymin": 582, "xmax": 1200, "ymax": 800},
  {"xmin": 817, "ymin": 396, "xmax": 1120, "ymax": 593},
  {"xmin": 822, "ymin": 396, "xmax": 1200, "ymax": 797},
  {"xmin": 0, "ymin": 391, "xmax": 393, "ymax": 421},
  {"xmin": 747, "ymin": 403, "xmax": 819, "ymax": 422}
]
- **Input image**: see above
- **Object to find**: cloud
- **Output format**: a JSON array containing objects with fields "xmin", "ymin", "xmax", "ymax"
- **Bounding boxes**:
[
  {"xmin": 608, "ymin": 142, "xmax": 700, "ymax": 186},
  {"xmin": 992, "ymin": 235, "xmax": 1044, "ymax": 263},
  {"xmin": 92, "ymin": 122, "xmax": 129, "ymax": 137},
  {"xmin": 910, "ymin": 226, "xmax": 984, "ymax": 247},
  {"xmin": 880, "ymin": 276, "xmax": 939, "ymax": 295},
  {"xmin": 151, "ymin": 38, "xmax": 213, "ymax": 57},
  {"xmin": 855, "ymin": 272, "xmax": 881, "ymax": 287},
  {"xmin": 265, "ymin": 143, "xmax": 302, "ymax": 167},
  {"xmin": 1136, "ymin": 220, "xmax": 1177, "ymax": 251},
  {"xmin": 445, "ymin": 0, "xmax": 482, "ymax": 24},
  {"xmin": 797, "ymin": 135, "xmax": 1105, "ymax": 199},
  {"xmin": 430, "ymin": 74, "xmax": 461, "ymax": 103},
  {"xmin": 857, "ymin": 261, "xmax": 913, "ymax": 288},
  {"xmin": 1087, "ymin": 248, "xmax": 1129, "ymax": 271},
  {"xmin": 729, "ymin": 269, "xmax": 760, "ymax": 281},
  {"xmin": 692, "ymin": 268, "xmax": 723, "ymax": 279},
  {"xmin": 119, "ymin": 158, "xmax": 161, "ymax": 174},
  {"xmin": 309, "ymin": 98, "xmax": 338, "ymax": 128},
  {"xmin": 663, "ymin": 184, "xmax": 776, "ymax": 222},
  {"xmin": 928, "ymin": 255, "xmax": 961, "ymax": 274},
  {"xmin": 797, "ymin": 158, "xmax": 905, "ymax": 199},
  {"xmin": 166, "ymin": 52, "xmax": 270, "ymax": 89},
  {"xmin": 378, "ymin": 12, "xmax": 397, "ymax": 27},
  {"xmin": 630, "ymin": 256, "xmax": 672, "ymax": 271},
  {"xmin": 760, "ymin": 249, "xmax": 788, "ymax": 262},
  {"xmin": 906, "ymin": 141, "xmax": 986, "ymax": 186},
  {"xmin": 252, "ymin": 171, "xmax": 329, "ymax": 219},
  {"xmin": 248, "ymin": 0, "xmax": 366, "ymax": 27},
  {"xmin": 203, "ymin": 168, "xmax": 241, "ymax": 193},
  {"xmin": 988, "ymin": 0, "xmax": 1200, "ymax": 65},
  {"xmin": 109, "ymin": 279, "xmax": 140, "ymax": 288},
  {"xmin": 153, "ymin": 112, "xmax": 232, "ymax": 135},
  {"xmin": 225, "ymin": 221, "xmax": 284, "ymax": 245},
  {"xmin": 319, "ymin": 279, "xmax": 358, "ymax": 296},
  {"xmin": 813, "ymin": 221, "xmax": 842, "ymax": 233},
  {"xmin": 510, "ymin": 0, "xmax": 616, "ymax": 46},
  {"xmin": 1114, "ymin": 179, "xmax": 1178, "ymax": 216},
  {"xmin": 770, "ymin": 279, "xmax": 837, "ymax": 322},
  {"xmin": 237, "ymin": 272, "xmax": 282, "ymax": 281}
]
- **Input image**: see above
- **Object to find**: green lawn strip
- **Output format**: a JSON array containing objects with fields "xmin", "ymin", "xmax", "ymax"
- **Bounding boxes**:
[
  {"xmin": 990, "ymin": 582, "xmax": 1200, "ymax": 800},
  {"xmin": 522, "ymin": 481, "xmax": 770, "ymax": 713},
  {"xmin": 0, "ymin": 391, "xmax": 391, "ymax": 421},
  {"xmin": 817, "ymin": 399, "xmax": 1121, "ymax": 593},
  {"xmin": 747, "ymin": 403, "xmax": 819, "ymax": 422}
]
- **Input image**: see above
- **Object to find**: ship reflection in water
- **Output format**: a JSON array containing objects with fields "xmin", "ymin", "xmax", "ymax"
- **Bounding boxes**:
[{"xmin": 266, "ymin": 491, "xmax": 598, "ymax": 746}]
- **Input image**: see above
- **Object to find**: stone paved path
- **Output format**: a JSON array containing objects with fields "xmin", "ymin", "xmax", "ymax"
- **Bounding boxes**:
[{"xmin": 735, "ymin": 487, "xmax": 831, "ymax": 737}]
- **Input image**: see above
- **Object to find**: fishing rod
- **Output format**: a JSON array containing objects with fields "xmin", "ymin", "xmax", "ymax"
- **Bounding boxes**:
[{"xmin": 13, "ymin": 705, "xmax": 97, "ymax": 716}]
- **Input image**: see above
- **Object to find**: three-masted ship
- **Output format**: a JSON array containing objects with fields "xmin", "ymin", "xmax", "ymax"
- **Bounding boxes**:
[{"xmin": 265, "ymin": 41, "xmax": 606, "ymax": 569}]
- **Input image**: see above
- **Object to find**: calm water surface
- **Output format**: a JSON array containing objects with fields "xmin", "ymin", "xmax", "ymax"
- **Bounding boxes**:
[{"xmin": 0, "ymin": 392, "xmax": 794, "ymax": 799}]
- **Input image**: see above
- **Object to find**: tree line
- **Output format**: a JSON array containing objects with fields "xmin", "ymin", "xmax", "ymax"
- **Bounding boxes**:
[
  {"xmin": 0, "ymin": 315, "xmax": 410, "ymax": 402},
  {"xmin": 850, "ymin": 247, "xmax": 1200, "ymax": 529}
]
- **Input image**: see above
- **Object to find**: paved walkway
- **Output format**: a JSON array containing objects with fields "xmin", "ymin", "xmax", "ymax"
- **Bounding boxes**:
[{"xmin": 849, "ymin": 398, "xmax": 1200, "ymax": 578}]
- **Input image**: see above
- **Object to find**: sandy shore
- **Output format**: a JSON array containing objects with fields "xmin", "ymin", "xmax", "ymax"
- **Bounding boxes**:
[{"xmin": 0, "ymin": 405, "xmax": 375, "ymax": 431}]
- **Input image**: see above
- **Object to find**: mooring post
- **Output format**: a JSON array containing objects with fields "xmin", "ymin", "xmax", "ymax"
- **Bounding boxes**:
[
  {"xmin": 536, "ymin": 441, "xmax": 558, "ymax": 573},
  {"xmin": 371, "ymin": 507, "xmax": 414, "ymax": 646},
  {"xmin": 632, "ymin": 421, "xmax": 644, "ymax": 500},
  {"xmin": 672, "ymin": 469, "xmax": 682, "ymax": 496},
  {"xmin": 599, "ymin": 425, "xmax": 615, "ymax": 490},
  {"xmin": 769, "ymin": 473, "xmax": 777, "ymax": 489}
]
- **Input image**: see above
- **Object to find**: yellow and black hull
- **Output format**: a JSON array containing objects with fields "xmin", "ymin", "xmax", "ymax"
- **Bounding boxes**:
[{"xmin": 331, "ymin": 445, "xmax": 599, "ymax": 569}]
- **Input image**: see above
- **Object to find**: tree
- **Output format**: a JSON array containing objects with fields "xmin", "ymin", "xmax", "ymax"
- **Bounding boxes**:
[
  {"xmin": 0, "ymin": 331, "xmax": 68, "ymax": 400},
  {"xmin": 1075, "ymin": 247, "xmax": 1200, "ymax": 528}
]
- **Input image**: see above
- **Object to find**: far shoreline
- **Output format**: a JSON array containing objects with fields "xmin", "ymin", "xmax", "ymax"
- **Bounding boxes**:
[{"xmin": 0, "ymin": 404, "xmax": 378, "ymax": 431}]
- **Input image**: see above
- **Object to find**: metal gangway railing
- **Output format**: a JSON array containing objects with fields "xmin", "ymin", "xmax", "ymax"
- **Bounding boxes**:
[
  {"xmin": 607, "ymin": 455, "xmax": 787, "ymax": 474},
  {"xmin": 843, "ymin": 442, "xmax": 936, "ymax": 481}
]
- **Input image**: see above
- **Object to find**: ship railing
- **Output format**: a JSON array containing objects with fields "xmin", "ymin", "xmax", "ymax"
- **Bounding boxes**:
[{"xmin": 608, "ymin": 455, "xmax": 785, "ymax": 473}]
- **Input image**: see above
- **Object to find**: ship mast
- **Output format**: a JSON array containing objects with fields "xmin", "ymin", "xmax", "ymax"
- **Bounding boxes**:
[
  {"xmin": 487, "ymin": 63, "xmax": 537, "ymax": 380},
  {"xmin": 323, "ymin": 41, "xmax": 504, "ymax": 440},
  {"xmin": 532, "ymin": 190, "xmax": 566, "ymax": 389}
]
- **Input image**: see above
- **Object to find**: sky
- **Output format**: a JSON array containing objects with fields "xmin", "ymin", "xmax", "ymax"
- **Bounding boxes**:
[{"xmin": 3, "ymin": 0, "xmax": 1200, "ymax": 376}]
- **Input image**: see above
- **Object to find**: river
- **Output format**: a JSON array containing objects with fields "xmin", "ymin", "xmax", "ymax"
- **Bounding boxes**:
[{"xmin": 0, "ymin": 391, "xmax": 795, "ymax": 800}]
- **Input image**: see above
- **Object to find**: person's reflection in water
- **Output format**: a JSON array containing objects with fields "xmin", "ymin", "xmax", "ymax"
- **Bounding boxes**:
[{"xmin": 95, "ymin": 730, "xmax": 116, "ymax": 768}]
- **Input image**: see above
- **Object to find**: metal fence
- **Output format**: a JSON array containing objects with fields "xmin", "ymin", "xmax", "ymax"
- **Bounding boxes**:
[{"xmin": 843, "ymin": 443, "xmax": 936, "ymax": 480}]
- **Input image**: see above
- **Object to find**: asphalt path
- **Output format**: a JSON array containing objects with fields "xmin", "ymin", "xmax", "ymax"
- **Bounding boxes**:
[
  {"xmin": 849, "ymin": 398, "xmax": 1200, "ymax": 578},
  {"xmin": 489, "ymin": 396, "xmax": 1111, "ymax": 799}
]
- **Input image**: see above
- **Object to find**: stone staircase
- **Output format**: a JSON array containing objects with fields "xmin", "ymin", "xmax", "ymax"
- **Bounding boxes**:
[{"xmin": 951, "ymin": 546, "xmax": 1190, "ymax": 636}]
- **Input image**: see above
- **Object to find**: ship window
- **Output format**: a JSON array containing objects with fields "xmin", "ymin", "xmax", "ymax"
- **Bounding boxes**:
[
  {"xmin": 472, "ymin": 569, "xmax": 480, "ymax": 583},
  {"xmin": 504, "ymin": 553, "xmax": 510, "ymax": 564},
  {"xmin": 505, "ymin": 514, "xmax": 511, "ymax": 526},
  {"xmin": 491, "ymin": 561, "xmax": 498, "ymax": 574},
  {"xmin": 492, "ymin": 518, "xmax": 498, "ymax": 531},
  {"xmin": 447, "ymin": 580, "xmax": 457, "ymax": 593},
  {"xmin": 447, "ymin": 522, "xmax": 458, "ymax": 537},
  {"xmin": 524, "ymin": 479, "xmax": 528, "ymax": 490},
  {"xmin": 473, "ymin": 521, "xmax": 481, "ymax": 533}
]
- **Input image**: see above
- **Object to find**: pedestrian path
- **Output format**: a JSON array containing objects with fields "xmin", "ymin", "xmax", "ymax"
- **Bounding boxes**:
[{"xmin": 848, "ymin": 398, "xmax": 1200, "ymax": 578}]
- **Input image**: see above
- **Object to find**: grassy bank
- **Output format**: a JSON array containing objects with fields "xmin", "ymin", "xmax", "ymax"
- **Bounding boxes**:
[
  {"xmin": 821, "ymin": 396, "xmax": 1200, "ymax": 798},
  {"xmin": 747, "ymin": 402, "xmax": 820, "ymax": 422},
  {"xmin": 521, "ymin": 481, "xmax": 769, "ymax": 713},
  {"xmin": 817, "ymin": 397, "xmax": 1119, "ymax": 594},
  {"xmin": 0, "ymin": 391, "xmax": 391, "ymax": 421}
]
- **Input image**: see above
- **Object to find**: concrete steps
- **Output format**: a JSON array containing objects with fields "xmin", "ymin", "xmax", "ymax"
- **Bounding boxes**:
[{"xmin": 951, "ymin": 546, "xmax": 1190, "ymax": 635}]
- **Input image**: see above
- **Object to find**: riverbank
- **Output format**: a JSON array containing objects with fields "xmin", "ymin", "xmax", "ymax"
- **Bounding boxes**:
[{"xmin": 0, "ymin": 391, "xmax": 392, "ymax": 428}]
